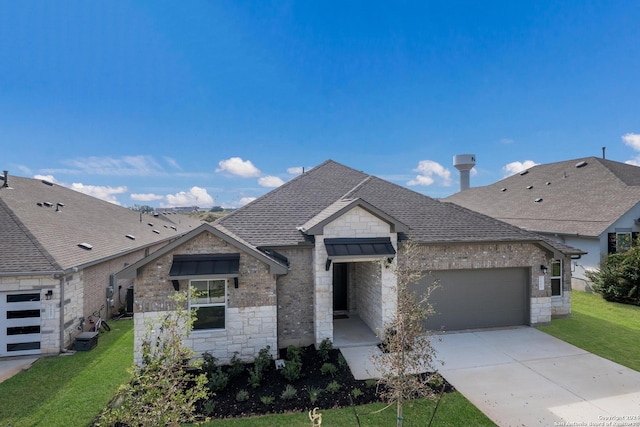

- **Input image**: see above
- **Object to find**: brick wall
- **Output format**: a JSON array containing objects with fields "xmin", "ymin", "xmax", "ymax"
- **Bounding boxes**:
[
  {"xmin": 275, "ymin": 247, "xmax": 314, "ymax": 348},
  {"xmin": 133, "ymin": 230, "xmax": 278, "ymax": 363}
]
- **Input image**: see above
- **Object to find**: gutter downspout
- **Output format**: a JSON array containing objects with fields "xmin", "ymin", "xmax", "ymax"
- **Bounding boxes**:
[{"xmin": 58, "ymin": 274, "xmax": 66, "ymax": 353}]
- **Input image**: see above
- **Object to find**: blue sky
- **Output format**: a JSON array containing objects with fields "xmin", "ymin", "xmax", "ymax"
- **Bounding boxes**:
[{"xmin": 2, "ymin": 1, "xmax": 640, "ymax": 208}]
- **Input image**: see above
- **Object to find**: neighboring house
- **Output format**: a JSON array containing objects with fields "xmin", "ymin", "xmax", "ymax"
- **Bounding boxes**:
[
  {"xmin": 118, "ymin": 160, "xmax": 583, "ymax": 364},
  {"xmin": 0, "ymin": 172, "xmax": 201, "ymax": 358},
  {"xmin": 446, "ymin": 156, "xmax": 640, "ymax": 290}
]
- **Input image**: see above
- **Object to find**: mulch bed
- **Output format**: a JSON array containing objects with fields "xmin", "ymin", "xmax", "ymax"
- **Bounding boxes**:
[{"xmin": 200, "ymin": 345, "xmax": 454, "ymax": 419}]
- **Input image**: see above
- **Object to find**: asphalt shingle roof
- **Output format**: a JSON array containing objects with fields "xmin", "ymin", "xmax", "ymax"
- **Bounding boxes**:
[
  {"xmin": 0, "ymin": 175, "xmax": 202, "ymax": 273},
  {"xmin": 445, "ymin": 157, "xmax": 640, "ymax": 237},
  {"xmin": 218, "ymin": 160, "xmax": 581, "ymax": 254}
]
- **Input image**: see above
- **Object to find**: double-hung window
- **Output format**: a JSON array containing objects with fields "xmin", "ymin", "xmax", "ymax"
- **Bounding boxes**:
[
  {"xmin": 190, "ymin": 279, "xmax": 227, "ymax": 330},
  {"xmin": 550, "ymin": 259, "xmax": 562, "ymax": 297}
]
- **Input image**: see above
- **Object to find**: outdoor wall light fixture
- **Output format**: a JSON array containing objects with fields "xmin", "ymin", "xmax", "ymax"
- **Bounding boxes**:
[
  {"xmin": 234, "ymin": 277, "xmax": 239, "ymax": 288},
  {"xmin": 45, "ymin": 290, "xmax": 53, "ymax": 300},
  {"xmin": 540, "ymin": 265, "xmax": 548, "ymax": 275}
]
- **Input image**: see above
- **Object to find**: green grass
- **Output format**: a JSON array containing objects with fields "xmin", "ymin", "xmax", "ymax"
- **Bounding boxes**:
[
  {"xmin": 538, "ymin": 290, "xmax": 640, "ymax": 372},
  {"xmin": 198, "ymin": 392, "xmax": 495, "ymax": 427},
  {"xmin": 0, "ymin": 319, "xmax": 133, "ymax": 427}
]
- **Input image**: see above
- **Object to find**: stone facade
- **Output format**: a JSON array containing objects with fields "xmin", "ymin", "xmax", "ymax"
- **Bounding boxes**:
[
  {"xmin": 311, "ymin": 206, "xmax": 397, "ymax": 345},
  {"xmin": 133, "ymin": 230, "xmax": 278, "ymax": 363}
]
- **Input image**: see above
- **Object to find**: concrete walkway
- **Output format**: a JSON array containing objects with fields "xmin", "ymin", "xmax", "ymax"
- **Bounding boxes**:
[
  {"xmin": 341, "ymin": 327, "xmax": 640, "ymax": 426},
  {"xmin": 0, "ymin": 356, "xmax": 38, "ymax": 383}
]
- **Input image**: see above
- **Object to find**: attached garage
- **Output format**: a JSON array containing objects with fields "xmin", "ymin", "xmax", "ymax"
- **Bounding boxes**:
[{"xmin": 412, "ymin": 268, "xmax": 530, "ymax": 331}]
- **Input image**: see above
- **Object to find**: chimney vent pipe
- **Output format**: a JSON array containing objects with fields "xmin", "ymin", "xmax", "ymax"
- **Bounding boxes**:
[{"xmin": 2, "ymin": 170, "xmax": 7, "ymax": 188}]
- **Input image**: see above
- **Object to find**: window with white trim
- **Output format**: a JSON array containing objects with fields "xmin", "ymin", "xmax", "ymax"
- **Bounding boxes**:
[
  {"xmin": 551, "ymin": 259, "xmax": 562, "ymax": 297},
  {"xmin": 190, "ymin": 279, "xmax": 227, "ymax": 330}
]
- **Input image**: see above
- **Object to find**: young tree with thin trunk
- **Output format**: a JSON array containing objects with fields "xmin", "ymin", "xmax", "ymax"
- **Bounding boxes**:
[{"xmin": 373, "ymin": 239, "xmax": 441, "ymax": 427}]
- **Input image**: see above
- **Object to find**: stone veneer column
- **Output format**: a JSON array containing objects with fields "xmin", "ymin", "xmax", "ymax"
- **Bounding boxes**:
[{"xmin": 313, "ymin": 235, "xmax": 333, "ymax": 346}]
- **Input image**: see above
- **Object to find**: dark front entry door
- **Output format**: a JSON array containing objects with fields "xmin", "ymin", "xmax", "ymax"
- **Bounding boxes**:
[{"xmin": 333, "ymin": 263, "xmax": 348, "ymax": 311}]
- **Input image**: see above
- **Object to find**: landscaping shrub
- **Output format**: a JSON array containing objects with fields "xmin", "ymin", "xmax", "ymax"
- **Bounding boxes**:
[
  {"xmin": 280, "ymin": 345, "xmax": 303, "ymax": 382},
  {"xmin": 320, "ymin": 362, "xmax": 337, "ymax": 376},
  {"xmin": 236, "ymin": 389, "xmax": 249, "ymax": 402},
  {"xmin": 587, "ymin": 247, "xmax": 640, "ymax": 305},
  {"xmin": 280, "ymin": 384, "xmax": 297, "ymax": 400},
  {"xmin": 326, "ymin": 380, "xmax": 341, "ymax": 394},
  {"xmin": 260, "ymin": 395, "xmax": 275, "ymax": 405},
  {"xmin": 307, "ymin": 386, "xmax": 322, "ymax": 404},
  {"xmin": 318, "ymin": 338, "xmax": 333, "ymax": 361}
]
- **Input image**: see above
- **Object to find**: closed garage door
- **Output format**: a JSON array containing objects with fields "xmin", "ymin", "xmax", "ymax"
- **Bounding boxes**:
[
  {"xmin": 0, "ymin": 292, "xmax": 42, "ymax": 357},
  {"xmin": 410, "ymin": 268, "xmax": 529, "ymax": 331}
]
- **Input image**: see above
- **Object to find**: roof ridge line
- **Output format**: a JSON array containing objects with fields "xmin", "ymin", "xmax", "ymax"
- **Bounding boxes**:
[{"xmin": 340, "ymin": 176, "xmax": 372, "ymax": 200}]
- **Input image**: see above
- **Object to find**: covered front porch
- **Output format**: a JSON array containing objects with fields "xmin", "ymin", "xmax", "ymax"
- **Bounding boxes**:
[{"xmin": 333, "ymin": 313, "xmax": 380, "ymax": 348}]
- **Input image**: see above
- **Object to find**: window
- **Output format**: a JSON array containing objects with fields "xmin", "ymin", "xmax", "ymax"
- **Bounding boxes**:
[
  {"xmin": 551, "ymin": 259, "xmax": 562, "ymax": 297},
  {"xmin": 608, "ymin": 231, "xmax": 639, "ymax": 254},
  {"xmin": 190, "ymin": 279, "xmax": 226, "ymax": 330}
]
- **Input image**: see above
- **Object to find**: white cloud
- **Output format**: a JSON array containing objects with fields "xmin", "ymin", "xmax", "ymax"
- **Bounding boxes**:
[
  {"xmin": 287, "ymin": 166, "xmax": 304, "ymax": 175},
  {"xmin": 131, "ymin": 193, "xmax": 165, "ymax": 202},
  {"xmin": 258, "ymin": 176, "xmax": 285, "ymax": 187},
  {"xmin": 58, "ymin": 155, "xmax": 164, "ymax": 176},
  {"xmin": 622, "ymin": 133, "xmax": 640, "ymax": 151},
  {"xmin": 216, "ymin": 157, "xmax": 261, "ymax": 178},
  {"xmin": 626, "ymin": 158, "xmax": 640, "ymax": 166},
  {"xmin": 33, "ymin": 174, "xmax": 58, "ymax": 183},
  {"xmin": 70, "ymin": 183, "xmax": 127, "ymax": 205},
  {"xmin": 163, "ymin": 156, "xmax": 182, "ymax": 170},
  {"xmin": 406, "ymin": 160, "xmax": 452, "ymax": 187},
  {"xmin": 500, "ymin": 138, "xmax": 515, "ymax": 144},
  {"xmin": 502, "ymin": 160, "xmax": 539, "ymax": 177},
  {"xmin": 163, "ymin": 186, "xmax": 213, "ymax": 208},
  {"xmin": 470, "ymin": 167, "xmax": 478, "ymax": 177}
]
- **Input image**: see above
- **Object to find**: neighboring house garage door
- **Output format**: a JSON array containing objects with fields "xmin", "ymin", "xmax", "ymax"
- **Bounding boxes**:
[
  {"xmin": 410, "ymin": 268, "xmax": 529, "ymax": 331},
  {"xmin": 0, "ymin": 292, "xmax": 42, "ymax": 357}
]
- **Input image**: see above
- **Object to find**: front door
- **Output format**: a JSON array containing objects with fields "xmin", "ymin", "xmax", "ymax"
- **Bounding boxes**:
[{"xmin": 332, "ymin": 263, "xmax": 348, "ymax": 311}]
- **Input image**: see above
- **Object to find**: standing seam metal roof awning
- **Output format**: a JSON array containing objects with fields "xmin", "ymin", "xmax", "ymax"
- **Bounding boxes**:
[
  {"xmin": 169, "ymin": 254, "xmax": 240, "ymax": 279},
  {"xmin": 324, "ymin": 237, "xmax": 396, "ymax": 259}
]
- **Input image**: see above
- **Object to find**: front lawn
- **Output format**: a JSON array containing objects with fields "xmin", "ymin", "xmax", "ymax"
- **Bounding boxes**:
[
  {"xmin": 0, "ymin": 319, "xmax": 133, "ymax": 427},
  {"xmin": 198, "ymin": 392, "xmax": 494, "ymax": 427},
  {"xmin": 537, "ymin": 290, "xmax": 640, "ymax": 372}
]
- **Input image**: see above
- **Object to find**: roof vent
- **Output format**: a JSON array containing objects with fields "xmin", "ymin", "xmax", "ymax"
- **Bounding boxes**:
[
  {"xmin": 126, "ymin": 234, "xmax": 136, "ymax": 240},
  {"xmin": 78, "ymin": 243, "xmax": 93, "ymax": 250},
  {"xmin": 43, "ymin": 201, "xmax": 53, "ymax": 207},
  {"xmin": 148, "ymin": 223, "xmax": 153, "ymax": 226},
  {"xmin": 575, "ymin": 161, "xmax": 588, "ymax": 168},
  {"xmin": 170, "ymin": 226, "xmax": 177, "ymax": 231},
  {"xmin": 56, "ymin": 202, "xmax": 64, "ymax": 212},
  {"xmin": 534, "ymin": 198, "xmax": 543, "ymax": 203},
  {"xmin": 152, "ymin": 229, "xmax": 160, "ymax": 234},
  {"xmin": 546, "ymin": 182, "xmax": 551, "ymax": 186},
  {"xmin": 41, "ymin": 179, "xmax": 54, "ymax": 186},
  {"xmin": 37, "ymin": 202, "xmax": 43, "ymax": 207},
  {"xmin": 153, "ymin": 212, "xmax": 159, "ymax": 217},
  {"xmin": 1, "ymin": 170, "xmax": 8, "ymax": 188},
  {"xmin": 519, "ymin": 170, "xmax": 529, "ymax": 176},
  {"xmin": 526, "ymin": 185, "xmax": 533, "ymax": 190},
  {"xmin": 500, "ymin": 188, "xmax": 507, "ymax": 192}
]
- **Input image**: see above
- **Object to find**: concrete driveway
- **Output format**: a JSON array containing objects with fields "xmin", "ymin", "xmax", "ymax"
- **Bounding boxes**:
[{"xmin": 431, "ymin": 327, "xmax": 640, "ymax": 426}]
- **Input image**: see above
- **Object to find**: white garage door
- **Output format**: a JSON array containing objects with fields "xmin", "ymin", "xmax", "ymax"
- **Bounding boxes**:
[
  {"xmin": 411, "ymin": 268, "xmax": 529, "ymax": 331},
  {"xmin": 0, "ymin": 292, "xmax": 42, "ymax": 357}
]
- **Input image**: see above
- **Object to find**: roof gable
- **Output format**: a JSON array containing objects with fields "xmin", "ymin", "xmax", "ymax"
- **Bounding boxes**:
[
  {"xmin": 116, "ymin": 223, "xmax": 289, "ymax": 279},
  {"xmin": 298, "ymin": 198, "xmax": 409, "ymax": 235}
]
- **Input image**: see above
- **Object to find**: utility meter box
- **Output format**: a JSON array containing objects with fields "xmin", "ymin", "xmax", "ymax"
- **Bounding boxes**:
[{"xmin": 75, "ymin": 331, "xmax": 99, "ymax": 351}]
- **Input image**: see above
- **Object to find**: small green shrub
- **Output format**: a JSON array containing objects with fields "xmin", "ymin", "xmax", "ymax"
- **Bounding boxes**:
[
  {"xmin": 338, "ymin": 353, "xmax": 346, "ymax": 367},
  {"xmin": 228, "ymin": 352, "xmax": 245, "ymax": 378},
  {"xmin": 236, "ymin": 389, "xmax": 249, "ymax": 402},
  {"xmin": 351, "ymin": 387, "xmax": 363, "ymax": 398},
  {"xmin": 318, "ymin": 338, "xmax": 333, "ymax": 361},
  {"xmin": 280, "ymin": 359, "xmax": 302, "ymax": 382},
  {"xmin": 428, "ymin": 373, "xmax": 444, "ymax": 389},
  {"xmin": 280, "ymin": 384, "xmax": 297, "ymax": 400},
  {"xmin": 326, "ymin": 380, "xmax": 341, "ymax": 394},
  {"xmin": 260, "ymin": 395, "xmax": 275, "ymax": 405},
  {"xmin": 286, "ymin": 345, "xmax": 302, "ymax": 362},
  {"xmin": 365, "ymin": 378, "xmax": 378, "ymax": 389},
  {"xmin": 254, "ymin": 346, "xmax": 273, "ymax": 372},
  {"xmin": 320, "ymin": 362, "xmax": 337, "ymax": 376},
  {"xmin": 207, "ymin": 369, "xmax": 229, "ymax": 392},
  {"xmin": 202, "ymin": 352, "xmax": 219, "ymax": 374},
  {"xmin": 248, "ymin": 365, "xmax": 263, "ymax": 388},
  {"xmin": 203, "ymin": 401, "xmax": 216, "ymax": 416},
  {"xmin": 307, "ymin": 386, "xmax": 322, "ymax": 404}
]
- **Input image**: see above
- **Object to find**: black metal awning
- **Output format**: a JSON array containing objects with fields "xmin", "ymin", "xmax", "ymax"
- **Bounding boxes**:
[
  {"xmin": 169, "ymin": 254, "xmax": 240, "ymax": 278},
  {"xmin": 324, "ymin": 237, "xmax": 396, "ymax": 258}
]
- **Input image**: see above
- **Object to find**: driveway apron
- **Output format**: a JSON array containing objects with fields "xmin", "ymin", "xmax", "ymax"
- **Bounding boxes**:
[{"xmin": 432, "ymin": 327, "xmax": 640, "ymax": 426}]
